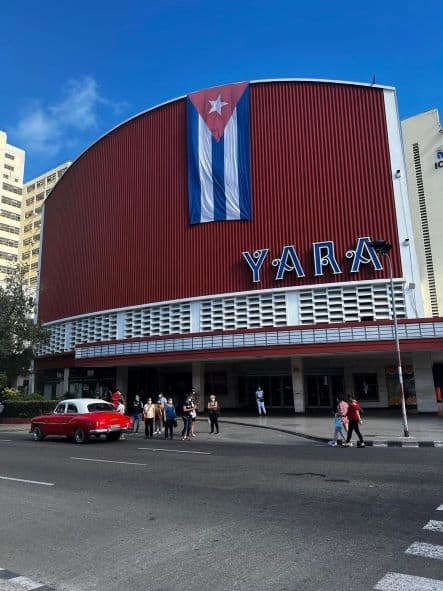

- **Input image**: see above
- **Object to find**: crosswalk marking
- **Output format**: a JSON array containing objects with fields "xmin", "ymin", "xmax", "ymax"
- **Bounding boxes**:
[
  {"xmin": 424, "ymin": 520, "xmax": 443, "ymax": 533},
  {"xmin": 374, "ymin": 572, "xmax": 443, "ymax": 590},
  {"xmin": 405, "ymin": 542, "xmax": 443, "ymax": 560}
]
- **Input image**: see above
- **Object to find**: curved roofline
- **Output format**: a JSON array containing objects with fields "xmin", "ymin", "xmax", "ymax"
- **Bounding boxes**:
[{"xmin": 47, "ymin": 78, "xmax": 396, "ymax": 203}]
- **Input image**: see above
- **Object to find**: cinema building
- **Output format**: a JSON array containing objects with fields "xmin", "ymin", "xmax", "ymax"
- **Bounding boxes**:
[{"xmin": 34, "ymin": 79, "xmax": 443, "ymax": 413}]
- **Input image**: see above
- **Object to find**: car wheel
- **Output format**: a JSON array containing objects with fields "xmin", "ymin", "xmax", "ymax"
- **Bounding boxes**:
[
  {"xmin": 32, "ymin": 426, "xmax": 45, "ymax": 441},
  {"xmin": 74, "ymin": 427, "xmax": 88, "ymax": 444},
  {"xmin": 106, "ymin": 432, "xmax": 121, "ymax": 442}
]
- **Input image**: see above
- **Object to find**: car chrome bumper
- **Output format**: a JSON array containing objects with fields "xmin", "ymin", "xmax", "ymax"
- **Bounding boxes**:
[{"xmin": 89, "ymin": 426, "xmax": 127, "ymax": 435}]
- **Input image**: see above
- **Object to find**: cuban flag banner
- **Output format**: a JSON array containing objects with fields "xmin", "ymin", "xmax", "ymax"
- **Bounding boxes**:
[{"xmin": 187, "ymin": 82, "xmax": 251, "ymax": 224}]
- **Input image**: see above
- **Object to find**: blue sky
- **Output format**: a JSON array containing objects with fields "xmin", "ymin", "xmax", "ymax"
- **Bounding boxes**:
[{"xmin": 2, "ymin": 0, "xmax": 441, "ymax": 180}]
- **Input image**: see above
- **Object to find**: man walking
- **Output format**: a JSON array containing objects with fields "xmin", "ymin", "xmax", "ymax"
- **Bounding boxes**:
[{"xmin": 256, "ymin": 385, "xmax": 266, "ymax": 416}]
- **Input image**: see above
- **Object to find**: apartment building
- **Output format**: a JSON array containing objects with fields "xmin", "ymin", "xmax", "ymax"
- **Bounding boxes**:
[
  {"xmin": 20, "ymin": 162, "xmax": 71, "ymax": 290},
  {"xmin": 0, "ymin": 131, "xmax": 25, "ymax": 286},
  {"xmin": 402, "ymin": 109, "xmax": 443, "ymax": 318}
]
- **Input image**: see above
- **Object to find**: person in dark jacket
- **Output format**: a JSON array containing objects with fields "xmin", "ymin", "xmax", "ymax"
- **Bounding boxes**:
[
  {"xmin": 207, "ymin": 395, "xmax": 220, "ymax": 434},
  {"xmin": 130, "ymin": 395, "xmax": 143, "ymax": 434},
  {"xmin": 163, "ymin": 398, "xmax": 177, "ymax": 440}
]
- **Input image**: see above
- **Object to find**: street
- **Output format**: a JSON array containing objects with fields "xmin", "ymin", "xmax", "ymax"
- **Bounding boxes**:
[{"xmin": 0, "ymin": 426, "xmax": 442, "ymax": 591}]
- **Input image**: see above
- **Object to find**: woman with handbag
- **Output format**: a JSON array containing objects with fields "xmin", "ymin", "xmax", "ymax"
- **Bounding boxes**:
[
  {"xmin": 163, "ymin": 398, "xmax": 177, "ymax": 440},
  {"xmin": 207, "ymin": 395, "xmax": 220, "ymax": 434},
  {"xmin": 343, "ymin": 396, "xmax": 365, "ymax": 447}
]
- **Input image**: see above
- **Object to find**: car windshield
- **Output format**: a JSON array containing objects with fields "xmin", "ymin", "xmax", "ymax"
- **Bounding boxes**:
[{"xmin": 87, "ymin": 402, "xmax": 116, "ymax": 412}]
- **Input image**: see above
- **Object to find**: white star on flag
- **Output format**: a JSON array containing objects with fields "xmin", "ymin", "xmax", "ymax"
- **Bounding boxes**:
[{"xmin": 208, "ymin": 95, "xmax": 229, "ymax": 115}]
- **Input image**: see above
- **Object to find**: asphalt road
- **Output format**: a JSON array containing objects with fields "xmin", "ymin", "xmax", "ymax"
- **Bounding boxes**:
[{"xmin": 0, "ymin": 426, "xmax": 442, "ymax": 591}]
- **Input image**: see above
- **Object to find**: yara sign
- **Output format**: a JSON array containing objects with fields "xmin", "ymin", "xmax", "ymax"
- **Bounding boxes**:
[{"xmin": 242, "ymin": 237, "xmax": 383, "ymax": 283}]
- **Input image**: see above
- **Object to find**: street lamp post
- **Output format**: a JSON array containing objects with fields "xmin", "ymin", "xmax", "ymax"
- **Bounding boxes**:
[{"xmin": 368, "ymin": 240, "xmax": 410, "ymax": 437}]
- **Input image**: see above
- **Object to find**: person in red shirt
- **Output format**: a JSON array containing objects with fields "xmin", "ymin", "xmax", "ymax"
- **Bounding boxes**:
[{"xmin": 343, "ymin": 396, "xmax": 365, "ymax": 447}]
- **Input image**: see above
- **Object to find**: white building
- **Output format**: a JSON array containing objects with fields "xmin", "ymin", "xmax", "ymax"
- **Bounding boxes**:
[
  {"xmin": 20, "ymin": 162, "xmax": 71, "ymax": 292},
  {"xmin": 402, "ymin": 109, "xmax": 443, "ymax": 318},
  {"xmin": 0, "ymin": 131, "xmax": 25, "ymax": 286}
]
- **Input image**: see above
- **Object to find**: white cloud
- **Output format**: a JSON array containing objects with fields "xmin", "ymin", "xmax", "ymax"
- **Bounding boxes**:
[{"xmin": 13, "ymin": 76, "xmax": 124, "ymax": 157}]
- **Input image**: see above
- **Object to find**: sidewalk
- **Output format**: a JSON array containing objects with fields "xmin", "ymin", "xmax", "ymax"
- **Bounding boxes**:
[
  {"xmin": 1, "ymin": 413, "xmax": 442, "ymax": 447},
  {"xmin": 219, "ymin": 412, "xmax": 443, "ymax": 447}
]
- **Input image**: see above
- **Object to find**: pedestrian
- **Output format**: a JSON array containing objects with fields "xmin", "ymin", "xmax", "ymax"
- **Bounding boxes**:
[
  {"xmin": 256, "ymin": 385, "xmax": 266, "ymax": 416},
  {"xmin": 207, "ymin": 394, "xmax": 220, "ymax": 434},
  {"xmin": 154, "ymin": 397, "xmax": 164, "ymax": 435},
  {"xmin": 143, "ymin": 397, "xmax": 155, "ymax": 438},
  {"xmin": 116, "ymin": 398, "xmax": 125, "ymax": 415},
  {"xmin": 130, "ymin": 394, "xmax": 143, "ymax": 434},
  {"xmin": 181, "ymin": 394, "xmax": 193, "ymax": 441},
  {"xmin": 343, "ymin": 396, "xmax": 365, "ymax": 447},
  {"xmin": 116, "ymin": 398, "xmax": 126, "ymax": 439},
  {"xmin": 163, "ymin": 398, "xmax": 177, "ymax": 439},
  {"xmin": 189, "ymin": 388, "xmax": 198, "ymax": 437},
  {"xmin": 336, "ymin": 396, "xmax": 349, "ymax": 433},
  {"xmin": 112, "ymin": 389, "xmax": 122, "ymax": 409},
  {"xmin": 328, "ymin": 413, "xmax": 346, "ymax": 446}
]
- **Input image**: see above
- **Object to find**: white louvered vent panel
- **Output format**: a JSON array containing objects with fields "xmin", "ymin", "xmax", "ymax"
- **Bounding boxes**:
[
  {"xmin": 200, "ymin": 293, "xmax": 288, "ymax": 331},
  {"xmin": 70, "ymin": 313, "xmax": 118, "ymax": 347},
  {"xmin": 124, "ymin": 303, "xmax": 191, "ymax": 338},
  {"xmin": 39, "ymin": 323, "xmax": 67, "ymax": 355},
  {"xmin": 299, "ymin": 283, "xmax": 406, "ymax": 324}
]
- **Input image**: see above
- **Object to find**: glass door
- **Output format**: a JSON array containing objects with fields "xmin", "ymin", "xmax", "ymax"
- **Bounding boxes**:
[{"xmin": 305, "ymin": 374, "xmax": 344, "ymax": 409}]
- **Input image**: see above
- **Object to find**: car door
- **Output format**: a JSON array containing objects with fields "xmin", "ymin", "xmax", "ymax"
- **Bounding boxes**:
[
  {"xmin": 46, "ymin": 403, "xmax": 66, "ymax": 435},
  {"xmin": 62, "ymin": 403, "xmax": 79, "ymax": 436}
]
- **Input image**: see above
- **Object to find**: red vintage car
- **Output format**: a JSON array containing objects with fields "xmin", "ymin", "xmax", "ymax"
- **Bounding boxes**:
[{"xmin": 30, "ymin": 398, "xmax": 132, "ymax": 443}]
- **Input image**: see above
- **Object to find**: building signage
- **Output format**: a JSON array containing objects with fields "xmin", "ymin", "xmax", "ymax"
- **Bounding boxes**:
[
  {"xmin": 242, "ymin": 236, "xmax": 383, "ymax": 283},
  {"xmin": 435, "ymin": 147, "xmax": 443, "ymax": 170}
]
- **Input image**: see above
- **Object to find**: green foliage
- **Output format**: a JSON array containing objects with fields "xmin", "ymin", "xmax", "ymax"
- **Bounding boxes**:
[
  {"xmin": 2, "ymin": 400, "xmax": 56, "ymax": 418},
  {"xmin": 1, "ymin": 387, "xmax": 22, "ymax": 400},
  {"xmin": 0, "ymin": 266, "xmax": 50, "ymax": 386}
]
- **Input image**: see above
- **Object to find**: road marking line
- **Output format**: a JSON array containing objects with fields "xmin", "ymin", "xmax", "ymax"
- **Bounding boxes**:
[
  {"xmin": 434, "ymin": 442, "xmax": 443, "ymax": 448},
  {"xmin": 372, "ymin": 442, "xmax": 388, "ymax": 447},
  {"xmin": 138, "ymin": 447, "xmax": 212, "ymax": 455},
  {"xmin": 8, "ymin": 575, "xmax": 45, "ymax": 590},
  {"xmin": 0, "ymin": 476, "xmax": 54, "ymax": 486},
  {"xmin": 424, "ymin": 520, "xmax": 443, "ymax": 533},
  {"xmin": 374, "ymin": 572, "xmax": 443, "ymax": 590},
  {"xmin": 70, "ymin": 457, "xmax": 149, "ymax": 466},
  {"xmin": 0, "ymin": 439, "xmax": 12, "ymax": 442},
  {"xmin": 405, "ymin": 542, "xmax": 443, "ymax": 560},
  {"xmin": 437, "ymin": 505, "xmax": 443, "ymax": 511}
]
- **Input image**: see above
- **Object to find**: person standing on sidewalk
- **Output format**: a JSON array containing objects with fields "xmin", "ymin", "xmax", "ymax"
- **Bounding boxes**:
[
  {"xmin": 343, "ymin": 396, "xmax": 365, "ymax": 447},
  {"xmin": 143, "ymin": 397, "xmax": 155, "ymax": 439},
  {"xmin": 256, "ymin": 385, "xmax": 266, "ymax": 416},
  {"xmin": 163, "ymin": 398, "xmax": 177, "ymax": 440},
  {"xmin": 207, "ymin": 395, "xmax": 220, "ymax": 434},
  {"xmin": 181, "ymin": 395, "xmax": 193, "ymax": 441},
  {"xmin": 130, "ymin": 395, "xmax": 143, "ymax": 434}
]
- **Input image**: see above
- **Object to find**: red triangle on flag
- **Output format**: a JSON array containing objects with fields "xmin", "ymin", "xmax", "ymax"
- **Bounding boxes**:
[{"xmin": 188, "ymin": 82, "xmax": 249, "ymax": 141}]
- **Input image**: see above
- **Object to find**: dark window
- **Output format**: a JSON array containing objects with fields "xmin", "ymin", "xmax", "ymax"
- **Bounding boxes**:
[
  {"xmin": 54, "ymin": 404, "xmax": 66, "ymax": 414},
  {"xmin": 66, "ymin": 404, "xmax": 78, "ymax": 414},
  {"xmin": 87, "ymin": 402, "xmax": 116, "ymax": 412},
  {"xmin": 353, "ymin": 373, "xmax": 379, "ymax": 401}
]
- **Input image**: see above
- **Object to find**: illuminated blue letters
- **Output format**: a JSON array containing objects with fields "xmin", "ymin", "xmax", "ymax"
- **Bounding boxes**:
[
  {"xmin": 349, "ymin": 237, "xmax": 383, "ymax": 273},
  {"xmin": 242, "ymin": 249, "xmax": 269, "ymax": 283},
  {"xmin": 313, "ymin": 241, "xmax": 342, "ymax": 276},
  {"xmin": 274, "ymin": 245, "xmax": 305, "ymax": 281}
]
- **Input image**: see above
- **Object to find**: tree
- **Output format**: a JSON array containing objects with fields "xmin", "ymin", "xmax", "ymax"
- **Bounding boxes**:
[{"xmin": 0, "ymin": 267, "xmax": 50, "ymax": 387}]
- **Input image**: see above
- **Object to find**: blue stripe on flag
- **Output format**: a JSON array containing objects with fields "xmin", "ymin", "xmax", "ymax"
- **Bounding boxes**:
[
  {"xmin": 187, "ymin": 101, "xmax": 201, "ymax": 224},
  {"xmin": 236, "ymin": 86, "xmax": 251, "ymax": 220},
  {"xmin": 212, "ymin": 135, "xmax": 226, "ymax": 221}
]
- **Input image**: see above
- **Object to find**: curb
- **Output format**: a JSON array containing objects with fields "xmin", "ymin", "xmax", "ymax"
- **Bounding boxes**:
[
  {"xmin": 216, "ymin": 419, "xmax": 443, "ymax": 448},
  {"xmin": 0, "ymin": 567, "xmax": 55, "ymax": 590}
]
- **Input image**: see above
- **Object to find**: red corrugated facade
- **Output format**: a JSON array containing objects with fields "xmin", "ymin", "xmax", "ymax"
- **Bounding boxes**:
[{"xmin": 38, "ymin": 81, "xmax": 400, "ymax": 323}]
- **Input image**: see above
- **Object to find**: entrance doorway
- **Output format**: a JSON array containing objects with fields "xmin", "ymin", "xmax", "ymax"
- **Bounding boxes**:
[
  {"xmin": 305, "ymin": 373, "xmax": 344, "ymax": 409},
  {"xmin": 238, "ymin": 375, "xmax": 293, "ymax": 409}
]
